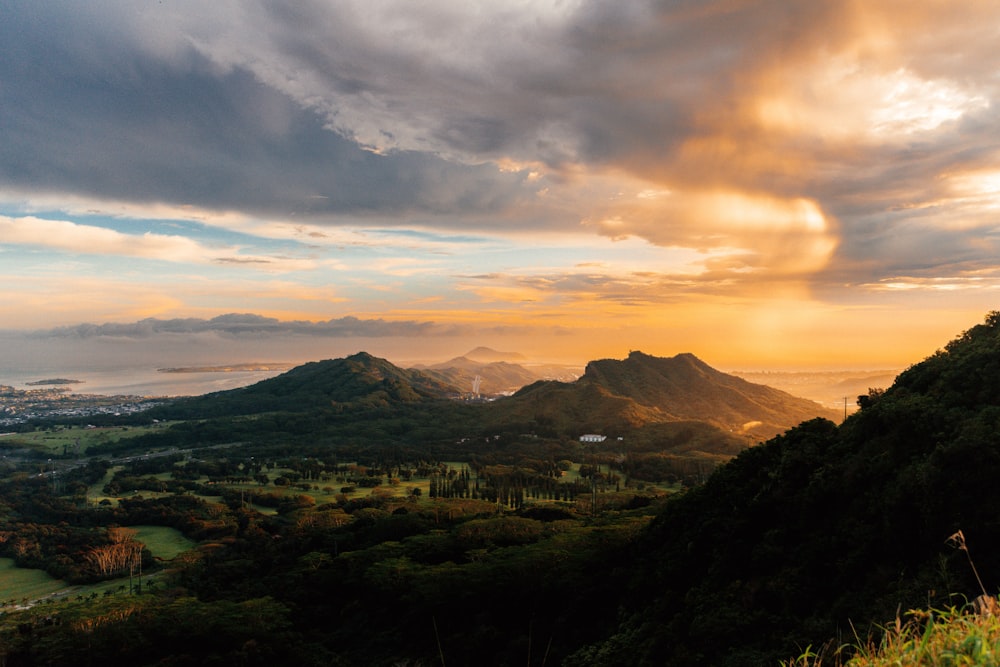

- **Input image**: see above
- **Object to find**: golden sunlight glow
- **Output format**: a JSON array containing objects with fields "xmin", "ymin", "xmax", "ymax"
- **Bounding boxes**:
[
  {"xmin": 948, "ymin": 170, "xmax": 1000, "ymax": 208},
  {"xmin": 700, "ymin": 194, "xmax": 826, "ymax": 233},
  {"xmin": 588, "ymin": 188, "xmax": 836, "ymax": 277},
  {"xmin": 0, "ymin": 275, "xmax": 188, "ymax": 327},
  {"xmin": 869, "ymin": 69, "xmax": 988, "ymax": 135},
  {"xmin": 636, "ymin": 188, "xmax": 672, "ymax": 200},
  {"xmin": 456, "ymin": 284, "xmax": 547, "ymax": 304},
  {"xmin": 754, "ymin": 60, "xmax": 988, "ymax": 141}
]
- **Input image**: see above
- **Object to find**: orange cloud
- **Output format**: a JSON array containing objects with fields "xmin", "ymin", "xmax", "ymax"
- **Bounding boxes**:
[{"xmin": 585, "ymin": 188, "xmax": 837, "ymax": 279}]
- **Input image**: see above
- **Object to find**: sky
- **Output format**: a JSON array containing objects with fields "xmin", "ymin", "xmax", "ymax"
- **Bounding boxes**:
[{"xmin": 2, "ymin": 0, "xmax": 1000, "ymax": 371}]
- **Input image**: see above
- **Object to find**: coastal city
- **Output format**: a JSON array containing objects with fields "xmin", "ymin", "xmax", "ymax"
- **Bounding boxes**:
[{"xmin": 0, "ymin": 384, "xmax": 167, "ymax": 427}]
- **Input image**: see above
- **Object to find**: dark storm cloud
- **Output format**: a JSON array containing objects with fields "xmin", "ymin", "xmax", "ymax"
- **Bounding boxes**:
[{"xmin": 0, "ymin": 3, "xmax": 532, "ymax": 222}]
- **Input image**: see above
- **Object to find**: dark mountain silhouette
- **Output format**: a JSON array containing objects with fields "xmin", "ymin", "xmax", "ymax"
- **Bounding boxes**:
[{"xmin": 499, "ymin": 351, "xmax": 839, "ymax": 440}]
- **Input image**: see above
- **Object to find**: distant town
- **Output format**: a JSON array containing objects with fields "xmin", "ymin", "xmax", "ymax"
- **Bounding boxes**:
[
  {"xmin": 0, "ymin": 384, "xmax": 168, "ymax": 427},
  {"xmin": 156, "ymin": 362, "xmax": 293, "ymax": 373}
]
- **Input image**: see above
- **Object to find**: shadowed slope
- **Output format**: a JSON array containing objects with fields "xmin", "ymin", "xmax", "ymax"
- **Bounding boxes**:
[{"xmin": 499, "ymin": 351, "xmax": 838, "ymax": 440}]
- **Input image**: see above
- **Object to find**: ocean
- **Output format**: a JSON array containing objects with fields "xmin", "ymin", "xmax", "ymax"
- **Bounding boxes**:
[{"xmin": 0, "ymin": 365, "xmax": 283, "ymax": 397}]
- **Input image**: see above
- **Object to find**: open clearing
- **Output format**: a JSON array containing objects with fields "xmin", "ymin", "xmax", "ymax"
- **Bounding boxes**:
[
  {"xmin": 0, "ymin": 423, "xmax": 175, "ymax": 456},
  {"xmin": 132, "ymin": 525, "xmax": 197, "ymax": 560},
  {"xmin": 0, "ymin": 558, "xmax": 67, "ymax": 603}
]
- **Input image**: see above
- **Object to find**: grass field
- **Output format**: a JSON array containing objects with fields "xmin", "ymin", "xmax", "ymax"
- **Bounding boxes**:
[
  {"xmin": 0, "ymin": 527, "xmax": 195, "ymax": 607},
  {"xmin": 0, "ymin": 423, "xmax": 174, "ymax": 456},
  {"xmin": 85, "ymin": 464, "xmax": 121, "ymax": 504},
  {"xmin": 0, "ymin": 558, "xmax": 67, "ymax": 604},
  {"xmin": 132, "ymin": 525, "xmax": 197, "ymax": 560}
]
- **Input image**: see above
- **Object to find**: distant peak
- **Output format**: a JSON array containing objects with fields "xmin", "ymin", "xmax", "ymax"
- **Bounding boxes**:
[
  {"xmin": 344, "ymin": 351, "xmax": 385, "ymax": 365},
  {"xmin": 673, "ymin": 352, "xmax": 709, "ymax": 367},
  {"xmin": 464, "ymin": 346, "xmax": 527, "ymax": 362}
]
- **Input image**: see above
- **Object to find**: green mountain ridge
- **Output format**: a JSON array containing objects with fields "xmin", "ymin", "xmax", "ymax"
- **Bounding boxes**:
[
  {"xmin": 153, "ymin": 349, "xmax": 835, "ymax": 446},
  {"xmin": 583, "ymin": 350, "xmax": 841, "ymax": 437},
  {"xmin": 501, "ymin": 376, "xmax": 672, "ymax": 430},
  {"xmin": 155, "ymin": 351, "xmax": 460, "ymax": 418},
  {"xmin": 502, "ymin": 350, "xmax": 840, "ymax": 441}
]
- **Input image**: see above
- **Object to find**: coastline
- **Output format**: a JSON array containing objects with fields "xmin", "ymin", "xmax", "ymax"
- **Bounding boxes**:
[{"xmin": 0, "ymin": 365, "xmax": 283, "ymax": 398}]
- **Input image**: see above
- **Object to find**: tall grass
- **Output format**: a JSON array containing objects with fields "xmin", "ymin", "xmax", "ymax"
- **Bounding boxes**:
[
  {"xmin": 783, "ymin": 530, "xmax": 1000, "ymax": 667},
  {"xmin": 783, "ymin": 603, "xmax": 1000, "ymax": 667}
]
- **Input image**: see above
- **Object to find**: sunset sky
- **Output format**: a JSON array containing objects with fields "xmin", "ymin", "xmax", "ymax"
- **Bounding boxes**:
[{"xmin": 2, "ymin": 1, "xmax": 1000, "ymax": 370}]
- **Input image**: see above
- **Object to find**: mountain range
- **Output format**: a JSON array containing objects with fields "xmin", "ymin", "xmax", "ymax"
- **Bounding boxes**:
[
  {"xmin": 158, "ymin": 348, "xmax": 838, "ymax": 447},
  {"xmin": 411, "ymin": 346, "xmax": 580, "ymax": 395}
]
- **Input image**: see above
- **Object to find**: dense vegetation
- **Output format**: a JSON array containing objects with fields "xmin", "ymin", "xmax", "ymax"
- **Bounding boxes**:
[
  {"xmin": 3, "ymin": 314, "xmax": 1000, "ymax": 664},
  {"xmin": 570, "ymin": 311, "xmax": 1000, "ymax": 665}
]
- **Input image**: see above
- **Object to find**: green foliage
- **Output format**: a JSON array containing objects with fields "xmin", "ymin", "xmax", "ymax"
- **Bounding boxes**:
[
  {"xmin": 148, "ymin": 351, "xmax": 460, "ymax": 420},
  {"xmin": 0, "ymin": 595, "xmax": 296, "ymax": 667},
  {"xmin": 785, "ymin": 602, "xmax": 1000, "ymax": 667}
]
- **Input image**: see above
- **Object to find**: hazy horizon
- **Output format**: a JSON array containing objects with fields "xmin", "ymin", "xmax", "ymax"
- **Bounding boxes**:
[
  {"xmin": 3, "ymin": 2, "xmax": 999, "ymax": 370},
  {"xmin": 0, "ymin": 319, "xmax": 909, "ymax": 376},
  {"xmin": 0, "ymin": 321, "xmax": 904, "ymax": 410}
]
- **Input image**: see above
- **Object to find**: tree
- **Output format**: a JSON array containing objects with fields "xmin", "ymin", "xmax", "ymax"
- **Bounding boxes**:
[
  {"xmin": 856, "ymin": 387, "xmax": 885, "ymax": 410},
  {"xmin": 85, "ymin": 526, "xmax": 143, "ymax": 578}
]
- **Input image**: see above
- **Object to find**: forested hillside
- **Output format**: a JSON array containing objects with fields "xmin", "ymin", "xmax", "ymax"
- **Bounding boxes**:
[
  {"xmin": 148, "ymin": 351, "xmax": 462, "ymax": 418},
  {"xmin": 570, "ymin": 311, "xmax": 1000, "ymax": 665},
  {"xmin": 133, "ymin": 349, "xmax": 824, "ymax": 479},
  {"xmin": 582, "ymin": 351, "xmax": 841, "ymax": 437}
]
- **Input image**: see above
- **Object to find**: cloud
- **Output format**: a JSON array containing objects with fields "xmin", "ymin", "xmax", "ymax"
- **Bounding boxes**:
[
  {"xmin": 582, "ymin": 189, "xmax": 838, "ymax": 278},
  {"xmin": 1, "ymin": 215, "xmax": 212, "ymax": 262},
  {"xmin": 3, "ymin": 0, "xmax": 1000, "ymax": 340},
  {"xmin": 31, "ymin": 313, "xmax": 467, "ymax": 340},
  {"xmin": 0, "ymin": 4, "xmax": 540, "ymax": 226},
  {"xmin": 0, "ymin": 215, "xmax": 314, "ymax": 270}
]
